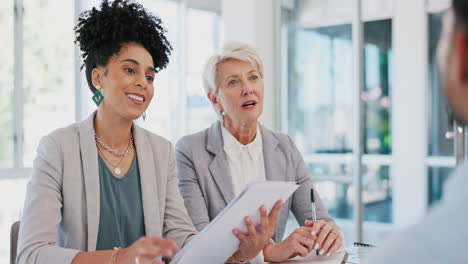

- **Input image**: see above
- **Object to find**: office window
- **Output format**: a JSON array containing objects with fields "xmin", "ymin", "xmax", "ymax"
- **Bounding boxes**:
[
  {"xmin": 308, "ymin": 163, "xmax": 353, "ymax": 219},
  {"xmin": 283, "ymin": 0, "xmax": 394, "ymax": 244},
  {"xmin": 426, "ymin": 11, "xmax": 455, "ymax": 207},
  {"xmin": 363, "ymin": 20, "xmax": 392, "ymax": 155},
  {"xmin": 0, "ymin": 0, "xmax": 14, "ymax": 168},
  {"xmin": 362, "ymin": 164, "xmax": 392, "ymax": 223},
  {"xmin": 135, "ymin": 0, "xmax": 220, "ymax": 141},
  {"xmin": 284, "ymin": 162, "xmax": 391, "ymax": 244},
  {"xmin": 137, "ymin": 0, "xmax": 180, "ymax": 140},
  {"xmin": 428, "ymin": 12, "xmax": 454, "ymax": 157},
  {"xmin": 287, "ymin": 20, "xmax": 392, "ymax": 155},
  {"xmin": 287, "ymin": 24, "xmax": 354, "ymax": 154},
  {"xmin": 0, "ymin": 1, "xmax": 18, "ymax": 262},
  {"xmin": 186, "ymin": 8, "xmax": 219, "ymax": 133},
  {"xmin": 284, "ymin": 19, "xmax": 393, "ymax": 220},
  {"xmin": 309, "ymin": 163, "xmax": 392, "ymax": 223},
  {"xmin": 428, "ymin": 166, "xmax": 453, "ymax": 206},
  {"xmin": 23, "ymin": 0, "xmax": 75, "ymax": 166},
  {"xmin": 0, "ymin": 177, "xmax": 28, "ymax": 263}
]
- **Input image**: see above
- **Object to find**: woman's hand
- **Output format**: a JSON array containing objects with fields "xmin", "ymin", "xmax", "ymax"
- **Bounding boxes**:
[
  {"xmin": 263, "ymin": 226, "xmax": 316, "ymax": 262},
  {"xmin": 227, "ymin": 200, "xmax": 283, "ymax": 263},
  {"xmin": 117, "ymin": 236, "xmax": 178, "ymax": 264},
  {"xmin": 305, "ymin": 220, "xmax": 344, "ymax": 256}
]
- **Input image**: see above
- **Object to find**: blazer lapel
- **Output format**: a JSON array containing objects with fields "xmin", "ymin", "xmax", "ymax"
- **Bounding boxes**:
[
  {"xmin": 261, "ymin": 125, "xmax": 285, "ymax": 182},
  {"xmin": 133, "ymin": 125, "xmax": 161, "ymax": 236},
  {"xmin": 207, "ymin": 122, "xmax": 236, "ymax": 204},
  {"xmin": 260, "ymin": 125, "xmax": 289, "ymax": 241},
  {"xmin": 78, "ymin": 112, "xmax": 100, "ymax": 251}
]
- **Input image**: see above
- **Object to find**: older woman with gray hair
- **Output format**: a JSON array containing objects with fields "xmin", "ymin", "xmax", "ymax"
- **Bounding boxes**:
[{"xmin": 176, "ymin": 41, "xmax": 344, "ymax": 263}]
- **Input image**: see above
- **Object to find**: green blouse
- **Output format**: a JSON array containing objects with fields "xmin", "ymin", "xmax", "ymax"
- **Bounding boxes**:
[{"xmin": 96, "ymin": 154, "xmax": 145, "ymax": 250}]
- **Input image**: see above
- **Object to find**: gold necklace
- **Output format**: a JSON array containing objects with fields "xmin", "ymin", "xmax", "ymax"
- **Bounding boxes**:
[
  {"xmin": 97, "ymin": 143, "xmax": 133, "ymax": 175},
  {"xmin": 95, "ymin": 133, "xmax": 133, "ymax": 157}
]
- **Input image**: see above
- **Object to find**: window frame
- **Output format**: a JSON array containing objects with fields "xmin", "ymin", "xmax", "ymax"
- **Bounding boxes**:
[
  {"xmin": 2, "ymin": 0, "xmax": 221, "ymax": 174},
  {"xmin": 280, "ymin": 1, "xmax": 395, "ymax": 243}
]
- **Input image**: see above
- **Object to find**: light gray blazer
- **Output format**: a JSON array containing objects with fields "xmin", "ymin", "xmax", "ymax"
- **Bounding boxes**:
[
  {"xmin": 17, "ymin": 112, "xmax": 197, "ymax": 264},
  {"xmin": 176, "ymin": 122, "xmax": 332, "ymax": 242}
]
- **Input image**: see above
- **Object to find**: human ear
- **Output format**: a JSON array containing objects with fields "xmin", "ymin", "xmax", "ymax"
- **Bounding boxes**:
[
  {"xmin": 91, "ymin": 67, "xmax": 104, "ymax": 89},
  {"xmin": 208, "ymin": 91, "xmax": 224, "ymax": 112}
]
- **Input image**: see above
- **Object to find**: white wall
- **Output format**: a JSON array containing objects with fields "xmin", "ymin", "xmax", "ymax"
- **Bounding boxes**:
[
  {"xmin": 221, "ymin": 0, "xmax": 279, "ymax": 130},
  {"xmin": 392, "ymin": 0, "xmax": 429, "ymax": 227}
]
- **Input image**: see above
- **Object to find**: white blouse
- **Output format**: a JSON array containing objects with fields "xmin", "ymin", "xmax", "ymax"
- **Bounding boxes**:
[{"xmin": 221, "ymin": 124, "xmax": 267, "ymax": 263}]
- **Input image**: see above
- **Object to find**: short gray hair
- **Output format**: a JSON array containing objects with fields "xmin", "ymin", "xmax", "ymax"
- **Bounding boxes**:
[{"xmin": 202, "ymin": 41, "xmax": 264, "ymax": 120}]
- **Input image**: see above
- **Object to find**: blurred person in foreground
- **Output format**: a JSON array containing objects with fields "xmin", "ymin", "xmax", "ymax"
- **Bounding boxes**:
[{"xmin": 364, "ymin": 0, "xmax": 468, "ymax": 263}]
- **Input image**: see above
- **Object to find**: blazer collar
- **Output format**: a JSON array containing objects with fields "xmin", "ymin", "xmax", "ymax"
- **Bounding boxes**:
[
  {"xmin": 77, "ymin": 112, "xmax": 100, "ymax": 251},
  {"xmin": 207, "ymin": 122, "xmax": 286, "ymax": 241},
  {"xmin": 206, "ymin": 122, "xmax": 235, "ymax": 204},
  {"xmin": 78, "ymin": 111, "xmax": 161, "ymax": 250},
  {"xmin": 206, "ymin": 122, "xmax": 283, "ymax": 204},
  {"xmin": 132, "ymin": 122, "xmax": 161, "ymax": 237},
  {"xmin": 258, "ymin": 125, "xmax": 284, "ymax": 182},
  {"xmin": 206, "ymin": 121, "xmax": 224, "ymax": 155},
  {"xmin": 207, "ymin": 122, "xmax": 279, "ymax": 154}
]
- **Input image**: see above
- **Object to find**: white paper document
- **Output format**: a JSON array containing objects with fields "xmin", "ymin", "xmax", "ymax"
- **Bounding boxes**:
[{"xmin": 171, "ymin": 181, "xmax": 299, "ymax": 264}]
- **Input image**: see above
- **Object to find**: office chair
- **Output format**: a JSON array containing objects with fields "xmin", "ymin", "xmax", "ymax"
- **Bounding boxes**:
[{"xmin": 10, "ymin": 221, "xmax": 20, "ymax": 264}]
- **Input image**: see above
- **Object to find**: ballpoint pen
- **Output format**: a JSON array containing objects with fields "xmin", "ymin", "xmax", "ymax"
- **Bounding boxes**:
[{"xmin": 311, "ymin": 188, "xmax": 318, "ymax": 256}]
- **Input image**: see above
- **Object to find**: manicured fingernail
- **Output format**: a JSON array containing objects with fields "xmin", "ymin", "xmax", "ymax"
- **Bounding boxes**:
[
  {"xmin": 314, "ymin": 243, "xmax": 319, "ymax": 250},
  {"xmin": 326, "ymin": 253, "xmax": 331, "ymax": 257},
  {"xmin": 319, "ymin": 249, "xmax": 324, "ymax": 255},
  {"xmin": 311, "ymin": 230, "xmax": 316, "ymax": 236}
]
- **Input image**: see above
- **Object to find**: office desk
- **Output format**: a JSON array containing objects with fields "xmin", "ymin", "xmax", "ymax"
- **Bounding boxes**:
[
  {"xmin": 278, "ymin": 251, "xmax": 348, "ymax": 264},
  {"xmin": 278, "ymin": 246, "xmax": 367, "ymax": 264}
]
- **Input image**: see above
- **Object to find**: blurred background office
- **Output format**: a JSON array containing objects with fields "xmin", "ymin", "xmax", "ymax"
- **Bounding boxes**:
[{"xmin": 0, "ymin": 0, "xmax": 465, "ymax": 262}]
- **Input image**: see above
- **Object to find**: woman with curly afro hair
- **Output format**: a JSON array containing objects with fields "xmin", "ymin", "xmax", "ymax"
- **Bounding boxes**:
[{"xmin": 16, "ymin": 1, "xmax": 278, "ymax": 263}]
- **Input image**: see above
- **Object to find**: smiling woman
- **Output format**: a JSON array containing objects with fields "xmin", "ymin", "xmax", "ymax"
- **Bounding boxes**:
[
  {"xmin": 89, "ymin": 43, "xmax": 156, "ymax": 123},
  {"xmin": 16, "ymin": 1, "xmax": 197, "ymax": 264}
]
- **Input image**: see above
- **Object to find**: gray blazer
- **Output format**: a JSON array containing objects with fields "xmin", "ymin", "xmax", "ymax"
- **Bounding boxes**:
[
  {"xmin": 17, "ymin": 112, "xmax": 197, "ymax": 264},
  {"xmin": 176, "ymin": 122, "xmax": 332, "ymax": 242}
]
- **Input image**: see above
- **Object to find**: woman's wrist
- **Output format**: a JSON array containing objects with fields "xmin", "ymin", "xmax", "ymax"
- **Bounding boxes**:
[
  {"xmin": 263, "ymin": 240, "xmax": 278, "ymax": 262},
  {"xmin": 225, "ymin": 250, "xmax": 247, "ymax": 264}
]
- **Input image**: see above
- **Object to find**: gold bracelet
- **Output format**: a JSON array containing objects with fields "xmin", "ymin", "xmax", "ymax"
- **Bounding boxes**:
[{"xmin": 110, "ymin": 247, "xmax": 119, "ymax": 264}]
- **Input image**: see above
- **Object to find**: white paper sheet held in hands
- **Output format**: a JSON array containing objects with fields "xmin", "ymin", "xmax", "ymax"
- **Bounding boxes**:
[{"xmin": 171, "ymin": 181, "xmax": 299, "ymax": 264}]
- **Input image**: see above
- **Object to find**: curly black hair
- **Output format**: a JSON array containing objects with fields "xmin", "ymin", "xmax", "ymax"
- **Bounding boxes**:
[{"xmin": 74, "ymin": 0, "xmax": 172, "ymax": 93}]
